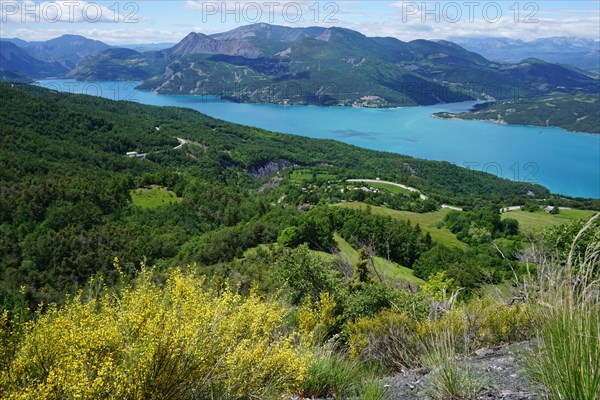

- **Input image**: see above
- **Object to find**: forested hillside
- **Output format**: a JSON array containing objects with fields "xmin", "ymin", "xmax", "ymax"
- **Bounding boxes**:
[
  {"xmin": 0, "ymin": 82, "xmax": 598, "ymax": 399},
  {"xmin": 435, "ymin": 94, "xmax": 600, "ymax": 133},
  {"xmin": 3, "ymin": 82, "xmax": 599, "ymax": 307}
]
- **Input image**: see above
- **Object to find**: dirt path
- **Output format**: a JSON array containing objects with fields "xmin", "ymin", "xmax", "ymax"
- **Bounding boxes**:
[{"xmin": 173, "ymin": 137, "xmax": 187, "ymax": 150}]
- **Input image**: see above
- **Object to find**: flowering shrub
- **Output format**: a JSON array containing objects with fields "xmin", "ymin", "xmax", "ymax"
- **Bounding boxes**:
[
  {"xmin": 0, "ymin": 268, "xmax": 308, "ymax": 399},
  {"xmin": 297, "ymin": 292, "xmax": 339, "ymax": 346}
]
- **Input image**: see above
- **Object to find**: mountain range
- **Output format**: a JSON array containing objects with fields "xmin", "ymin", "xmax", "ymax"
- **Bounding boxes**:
[
  {"xmin": 1, "ymin": 34, "xmax": 111, "ymax": 69},
  {"xmin": 1, "ymin": 25, "xmax": 599, "ymax": 106},
  {"xmin": 451, "ymin": 37, "xmax": 600, "ymax": 74},
  {"xmin": 0, "ymin": 41, "xmax": 69, "ymax": 80}
]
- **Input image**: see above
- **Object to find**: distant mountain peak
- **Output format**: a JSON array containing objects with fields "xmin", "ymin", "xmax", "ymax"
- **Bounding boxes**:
[
  {"xmin": 316, "ymin": 27, "xmax": 370, "ymax": 44},
  {"xmin": 210, "ymin": 23, "xmax": 326, "ymax": 42},
  {"xmin": 181, "ymin": 32, "xmax": 210, "ymax": 42},
  {"xmin": 452, "ymin": 35, "xmax": 600, "ymax": 72},
  {"xmin": 56, "ymin": 34, "xmax": 88, "ymax": 39},
  {"xmin": 171, "ymin": 31, "xmax": 261, "ymax": 58},
  {"xmin": 0, "ymin": 41, "xmax": 68, "ymax": 79}
]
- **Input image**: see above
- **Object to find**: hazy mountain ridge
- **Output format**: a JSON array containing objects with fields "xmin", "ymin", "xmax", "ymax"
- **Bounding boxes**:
[
  {"xmin": 0, "ymin": 35, "xmax": 111, "ymax": 80},
  {"xmin": 22, "ymin": 35, "xmax": 111, "ymax": 68},
  {"xmin": 2, "ymin": 35, "xmax": 111, "ymax": 69},
  {"xmin": 120, "ymin": 42, "xmax": 177, "ymax": 52},
  {"xmin": 452, "ymin": 36, "xmax": 600, "ymax": 73},
  {"xmin": 0, "ymin": 41, "xmax": 69, "ymax": 79}
]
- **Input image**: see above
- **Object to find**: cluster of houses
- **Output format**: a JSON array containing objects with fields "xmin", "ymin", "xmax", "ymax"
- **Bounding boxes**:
[
  {"xmin": 500, "ymin": 205, "xmax": 559, "ymax": 214},
  {"xmin": 340, "ymin": 185, "xmax": 381, "ymax": 194}
]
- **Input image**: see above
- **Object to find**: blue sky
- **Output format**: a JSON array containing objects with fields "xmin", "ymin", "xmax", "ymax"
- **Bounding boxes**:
[{"xmin": 1, "ymin": 0, "xmax": 599, "ymax": 43}]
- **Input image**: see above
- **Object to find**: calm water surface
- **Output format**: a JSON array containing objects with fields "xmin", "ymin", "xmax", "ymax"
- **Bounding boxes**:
[{"xmin": 37, "ymin": 80, "xmax": 600, "ymax": 199}]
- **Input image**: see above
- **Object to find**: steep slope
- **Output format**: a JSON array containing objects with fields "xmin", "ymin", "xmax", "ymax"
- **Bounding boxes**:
[
  {"xmin": 169, "ymin": 32, "xmax": 262, "ymax": 58},
  {"xmin": 1, "ymin": 82, "xmax": 551, "ymax": 199},
  {"xmin": 0, "ymin": 41, "xmax": 68, "ymax": 79},
  {"xmin": 0, "ymin": 70, "xmax": 30, "ymax": 82},
  {"xmin": 510, "ymin": 58, "xmax": 598, "ymax": 88}
]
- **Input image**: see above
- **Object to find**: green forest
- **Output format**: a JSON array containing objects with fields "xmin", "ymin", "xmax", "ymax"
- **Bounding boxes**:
[
  {"xmin": 0, "ymin": 83, "xmax": 598, "ymax": 399},
  {"xmin": 435, "ymin": 94, "xmax": 600, "ymax": 134}
]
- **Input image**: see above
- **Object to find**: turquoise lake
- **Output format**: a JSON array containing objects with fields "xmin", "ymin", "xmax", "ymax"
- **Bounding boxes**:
[{"xmin": 37, "ymin": 80, "xmax": 600, "ymax": 199}]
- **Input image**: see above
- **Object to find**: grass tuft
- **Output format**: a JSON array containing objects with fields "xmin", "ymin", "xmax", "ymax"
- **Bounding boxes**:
[
  {"xmin": 423, "ymin": 328, "xmax": 481, "ymax": 400},
  {"xmin": 300, "ymin": 341, "xmax": 388, "ymax": 400},
  {"xmin": 527, "ymin": 214, "xmax": 600, "ymax": 399}
]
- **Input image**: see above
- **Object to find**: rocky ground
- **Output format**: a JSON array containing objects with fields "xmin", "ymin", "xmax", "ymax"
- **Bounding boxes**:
[{"xmin": 381, "ymin": 342, "xmax": 539, "ymax": 400}]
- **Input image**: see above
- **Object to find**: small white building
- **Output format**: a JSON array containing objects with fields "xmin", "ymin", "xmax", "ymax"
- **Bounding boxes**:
[{"xmin": 126, "ymin": 151, "xmax": 146, "ymax": 159}]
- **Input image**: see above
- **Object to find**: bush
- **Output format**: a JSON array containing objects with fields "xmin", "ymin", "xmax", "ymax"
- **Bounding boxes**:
[
  {"xmin": 422, "ymin": 271, "xmax": 459, "ymax": 302},
  {"xmin": 346, "ymin": 309, "xmax": 423, "ymax": 370},
  {"xmin": 412, "ymin": 245, "xmax": 484, "ymax": 295},
  {"xmin": 0, "ymin": 268, "xmax": 309, "ymax": 399},
  {"xmin": 420, "ymin": 297, "xmax": 534, "ymax": 354},
  {"xmin": 278, "ymin": 226, "xmax": 303, "ymax": 247},
  {"xmin": 346, "ymin": 297, "xmax": 534, "ymax": 371},
  {"xmin": 277, "ymin": 244, "xmax": 338, "ymax": 305},
  {"xmin": 297, "ymin": 291, "xmax": 340, "ymax": 345}
]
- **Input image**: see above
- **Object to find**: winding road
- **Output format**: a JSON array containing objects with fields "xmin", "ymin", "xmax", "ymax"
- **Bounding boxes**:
[{"xmin": 346, "ymin": 179, "xmax": 464, "ymax": 211}]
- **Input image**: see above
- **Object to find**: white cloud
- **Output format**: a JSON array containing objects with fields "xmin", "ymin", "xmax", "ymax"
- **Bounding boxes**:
[
  {"xmin": 183, "ymin": 0, "xmax": 347, "ymax": 26},
  {"xmin": 1, "ymin": 0, "xmax": 597, "ymax": 43},
  {"xmin": 384, "ymin": 1, "xmax": 600, "ymax": 40},
  {"xmin": 0, "ymin": 0, "xmax": 134, "ymax": 24}
]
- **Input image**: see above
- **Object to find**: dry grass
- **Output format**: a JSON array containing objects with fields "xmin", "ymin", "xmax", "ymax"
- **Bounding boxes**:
[{"xmin": 524, "ymin": 214, "xmax": 600, "ymax": 399}]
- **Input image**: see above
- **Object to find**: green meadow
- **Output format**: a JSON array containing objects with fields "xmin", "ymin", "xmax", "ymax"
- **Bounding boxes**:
[
  {"xmin": 130, "ymin": 186, "xmax": 182, "ymax": 208},
  {"xmin": 335, "ymin": 202, "xmax": 466, "ymax": 248},
  {"xmin": 501, "ymin": 209, "xmax": 597, "ymax": 232}
]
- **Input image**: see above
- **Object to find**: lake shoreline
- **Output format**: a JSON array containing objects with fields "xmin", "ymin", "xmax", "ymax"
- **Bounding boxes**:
[
  {"xmin": 34, "ymin": 79, "xmax": 600, "ymax": 199},
  {"xmin": 432, "ymin": 112, "xmax": 599, "ymax": 135}
]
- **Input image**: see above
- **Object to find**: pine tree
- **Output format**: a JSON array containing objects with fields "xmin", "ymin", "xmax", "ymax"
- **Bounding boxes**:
[{"xmin": 351, "ymin": 246, "xmax": 372, "ymax": 290}]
